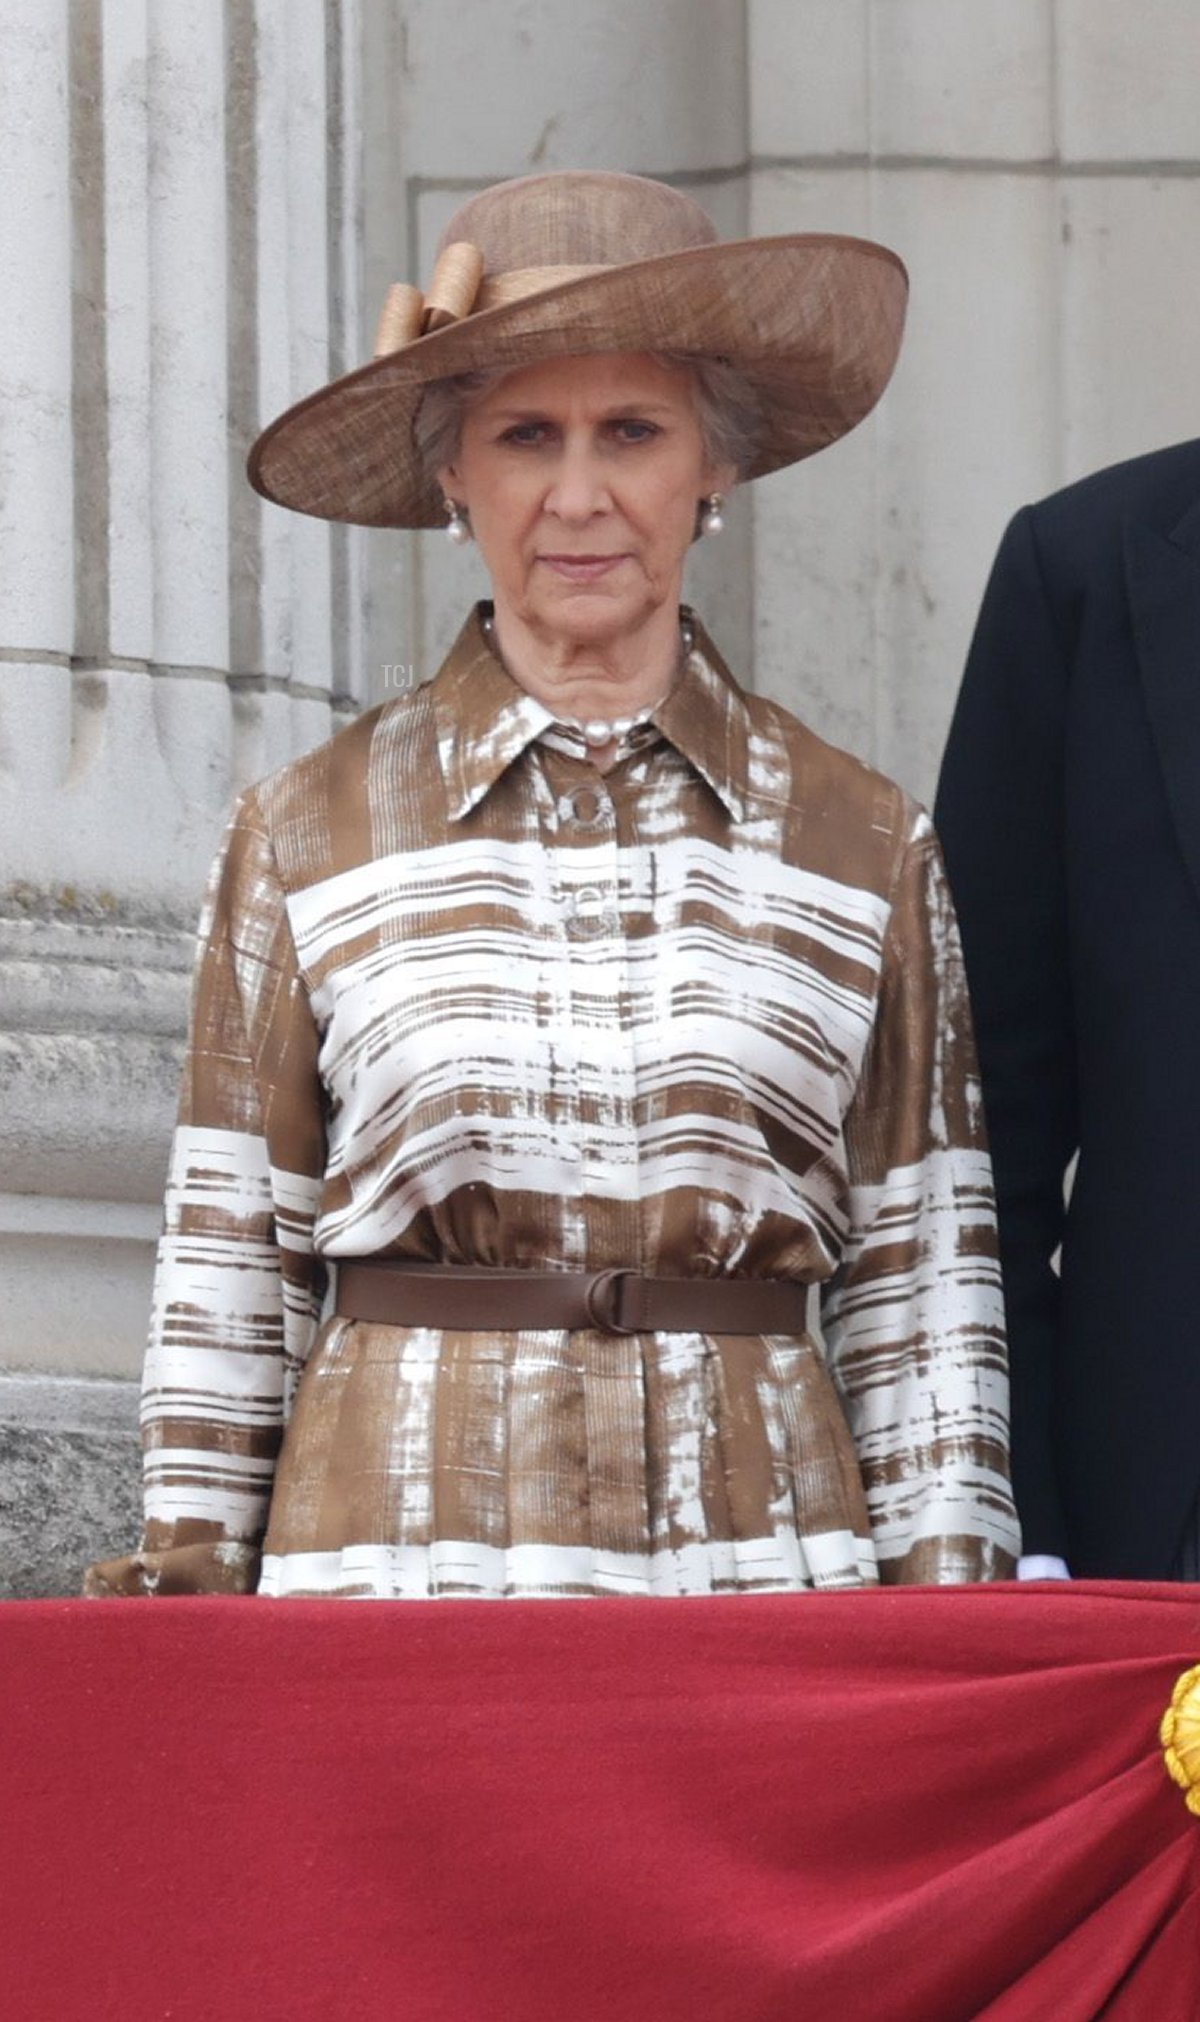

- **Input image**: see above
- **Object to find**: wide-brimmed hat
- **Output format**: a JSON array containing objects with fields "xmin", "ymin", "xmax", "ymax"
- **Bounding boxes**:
[{"xmin": 248, "ymin": 170, "xmax": 907, "ymax": 529}]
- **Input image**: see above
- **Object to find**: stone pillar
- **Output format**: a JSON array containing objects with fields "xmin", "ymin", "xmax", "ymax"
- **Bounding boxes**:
[
  {"xmin": 0, "ymin": 0, "xmax": 366, "ymax": 1591},
  {"xmin": 146, "ymin": 4, "xmax": 233, "ymax": 805},
  {"xmin": 0, "ymin": 0, "xmax": 74, "ymax": 810}
]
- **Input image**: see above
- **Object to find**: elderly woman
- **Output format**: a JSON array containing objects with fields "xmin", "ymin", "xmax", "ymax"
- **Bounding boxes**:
[{"xmin": 88, "ymin": 171, "xmax": 1018, "ymax": 1600}]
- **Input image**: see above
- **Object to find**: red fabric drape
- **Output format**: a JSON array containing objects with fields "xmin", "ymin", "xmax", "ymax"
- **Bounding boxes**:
[{"xmin": 2, "ymin": 1584, "xmax": 1198, "ymax": 2021}]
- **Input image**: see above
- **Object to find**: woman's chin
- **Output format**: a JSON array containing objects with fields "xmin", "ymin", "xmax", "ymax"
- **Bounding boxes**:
[{"xmin": 526, "ymin": 587, "xmax": 668, "ymax": 653}]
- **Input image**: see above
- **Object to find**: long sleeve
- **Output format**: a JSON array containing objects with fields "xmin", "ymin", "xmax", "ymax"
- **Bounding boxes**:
[
  {"xmin": 934, "ymin": 508, "xmax": 1078, "ymax": 1561},
  {"xmin": 85, "ymin": 795, "xmax": 328, "ymax": 1595},
  {"xmin": 820, "ymin": 817, "xmax": 1019, "ymax": 1583}
]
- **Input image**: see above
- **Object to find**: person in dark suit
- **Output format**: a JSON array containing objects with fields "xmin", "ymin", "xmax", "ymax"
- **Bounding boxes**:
[{"xmin": 936, "ymin": 437, "xmax": 1200, "ymax": 1581}]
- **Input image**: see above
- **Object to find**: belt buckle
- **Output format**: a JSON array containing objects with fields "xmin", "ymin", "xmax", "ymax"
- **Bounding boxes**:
[{"xmin": 584, "ymin": 1268, "xmax": 641, "ymax": 1335}]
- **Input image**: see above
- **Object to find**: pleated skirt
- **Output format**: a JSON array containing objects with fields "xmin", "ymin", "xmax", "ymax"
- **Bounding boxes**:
[{"xmin": 258, "ymin": 1318, "xmax": 879, "ymax": 1598}]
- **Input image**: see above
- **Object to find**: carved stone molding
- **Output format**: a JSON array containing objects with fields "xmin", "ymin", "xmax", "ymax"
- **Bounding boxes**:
[{"xmin": 0, "ymin": 906, "xmax": 190, "ymax": 1377}]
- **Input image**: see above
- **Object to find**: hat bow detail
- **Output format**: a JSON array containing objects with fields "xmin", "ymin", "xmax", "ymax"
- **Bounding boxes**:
[{"xmin": 374, "ymin": 243, "xmax": 609, "ymax": 356}]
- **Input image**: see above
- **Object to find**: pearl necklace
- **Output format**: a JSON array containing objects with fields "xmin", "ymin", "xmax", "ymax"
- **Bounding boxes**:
[
  {"xmin": 480, "ymin": 610, "xmax": 694, "ymax": 747},
  {"xmin": 557, "ymin": 704, "xmax": 658, "ymax": 747}
]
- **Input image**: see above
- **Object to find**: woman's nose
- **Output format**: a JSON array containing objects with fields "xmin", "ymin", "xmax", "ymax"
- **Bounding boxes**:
[{"xmin": 544, "ymin": 443, "xmax": 610, "ymax": 521}]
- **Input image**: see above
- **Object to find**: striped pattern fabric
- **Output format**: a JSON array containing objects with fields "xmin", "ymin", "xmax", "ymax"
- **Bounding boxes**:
[{"xmin": 90, "ymin": 608, "xmax": 1018, "ymax": 1599}]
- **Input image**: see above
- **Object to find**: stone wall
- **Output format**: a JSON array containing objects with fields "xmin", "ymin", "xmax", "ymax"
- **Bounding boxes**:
[
  {"xmin": 749, "ymin": 0, "xmax": 1200, "ymax": 795},
  {"xmin": 3, "ymin": 0, "xmax": 1198, "ymax": 1593}
]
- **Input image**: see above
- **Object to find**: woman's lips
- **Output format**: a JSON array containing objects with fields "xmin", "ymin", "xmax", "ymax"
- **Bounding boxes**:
[{"xmin": 538, "ymin": 554, "xmax": 629, "ymax": 582}]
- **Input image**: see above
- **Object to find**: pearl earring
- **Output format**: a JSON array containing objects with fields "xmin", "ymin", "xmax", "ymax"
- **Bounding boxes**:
[
  {"xmin": 443, "ymin": 498, "xmax": 472, "ymax": 546},
  {"xmin": 700, "ymin": 493, "xmax": 726, "ymax": 537}
]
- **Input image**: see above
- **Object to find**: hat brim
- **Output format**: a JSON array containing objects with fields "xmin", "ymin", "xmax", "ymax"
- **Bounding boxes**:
[{"xmin": 247, "ymin": 234, "xmax": 907, "ymax": 528}]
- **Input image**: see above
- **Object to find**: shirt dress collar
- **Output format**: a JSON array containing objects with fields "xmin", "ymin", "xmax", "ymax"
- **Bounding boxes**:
[{"xmin": 432, "ymin": 603, "xmax": 751, "ymax": 824}]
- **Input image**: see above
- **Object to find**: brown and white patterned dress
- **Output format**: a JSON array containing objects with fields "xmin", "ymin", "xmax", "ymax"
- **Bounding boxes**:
[{"xmin": 90, "ymin": 608, "xmax": 1019, "ymax": 1599}]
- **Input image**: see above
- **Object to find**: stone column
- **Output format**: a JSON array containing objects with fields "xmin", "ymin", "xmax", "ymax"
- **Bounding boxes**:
[
  {"xmin": 0, "ymin": 0, "xmax": 74, "ymax": 817},
  {"xmin": 0, "ymin": 0, "xmax": 366, "ymax": 1591}
]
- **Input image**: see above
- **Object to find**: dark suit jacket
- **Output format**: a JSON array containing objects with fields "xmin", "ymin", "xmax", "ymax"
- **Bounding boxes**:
[{"xmin": 936, "ymin": 438, "xmax": 1200, "ymax": 1578}]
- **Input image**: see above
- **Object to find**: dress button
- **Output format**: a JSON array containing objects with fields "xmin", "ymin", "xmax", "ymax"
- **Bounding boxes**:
[
  {"xmin": 567, "ymin": 886, "xmax": 617, "ymax": 938},
  {"xmin": 563, "ymin": 786, "xmax": 608, "ymax": 829}
]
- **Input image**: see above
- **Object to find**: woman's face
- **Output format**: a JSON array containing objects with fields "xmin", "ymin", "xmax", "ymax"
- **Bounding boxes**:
[{"xmin": 439, "ymin": 352, "xmax": 732, "ymax": 655}]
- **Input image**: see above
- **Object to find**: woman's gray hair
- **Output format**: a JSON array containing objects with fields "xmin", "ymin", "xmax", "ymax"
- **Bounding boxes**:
[{"xmin": 413, "ymin": 353, "xmax": 763, "ymax": 486}]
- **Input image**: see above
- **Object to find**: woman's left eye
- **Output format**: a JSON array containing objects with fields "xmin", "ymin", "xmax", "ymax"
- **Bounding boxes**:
[{"xmin": 611, "ymin": 419, "xmax": 659, "ymax": 443}]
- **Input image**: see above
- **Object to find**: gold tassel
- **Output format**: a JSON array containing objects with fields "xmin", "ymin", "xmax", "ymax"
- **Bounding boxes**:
[{"xmin": 1161, "ymin": 1663, "xmax": 1200, "ymax": 1816}]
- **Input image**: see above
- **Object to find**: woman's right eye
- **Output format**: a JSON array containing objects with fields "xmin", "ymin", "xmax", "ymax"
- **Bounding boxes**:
[{"xmin": 500, "ymin": 422, "xmax": 551, "ymax": 446}]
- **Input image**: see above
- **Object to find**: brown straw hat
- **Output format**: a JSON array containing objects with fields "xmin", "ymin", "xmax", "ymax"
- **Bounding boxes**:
[{"xmin": 248, "ymin": 170, "xmax": 908, "ymax": 529}]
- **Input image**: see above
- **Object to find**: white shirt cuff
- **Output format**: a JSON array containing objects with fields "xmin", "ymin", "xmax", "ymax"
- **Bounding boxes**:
[{"xmin": 1017, "ymin": 1553, "xmax": 1071, "ymax": 1581}]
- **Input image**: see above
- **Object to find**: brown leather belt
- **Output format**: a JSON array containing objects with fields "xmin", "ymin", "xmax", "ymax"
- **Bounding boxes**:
[{"xmin": 335, "ymin": 1261, "xmax": 811, "ymax": 1337}]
